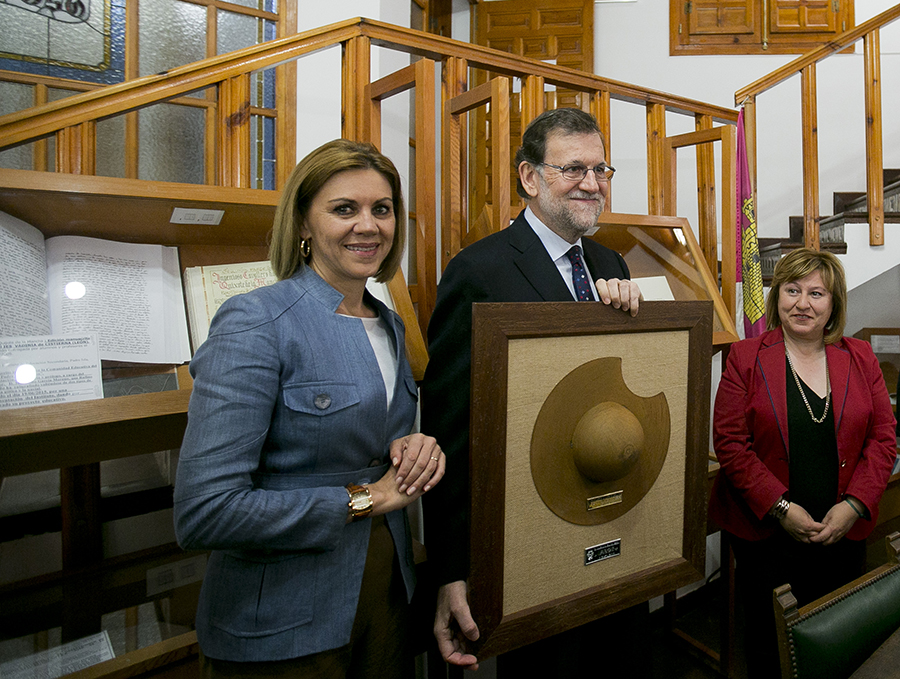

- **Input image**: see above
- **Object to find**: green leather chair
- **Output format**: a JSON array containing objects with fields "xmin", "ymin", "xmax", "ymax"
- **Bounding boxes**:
[{"xmin": 774, "ymin": 532, "xmax": 900, "ymax": 679}]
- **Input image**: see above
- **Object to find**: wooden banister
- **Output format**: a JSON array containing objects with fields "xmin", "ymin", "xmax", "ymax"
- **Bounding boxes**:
[
  {"xmin": 735, "ymin": 5, "xmax": 900, "ymax": 103},
  {"xmin": 662, "ymin": 125, "xmax": 737, "ymax": 317},
  {"xmin": 647, "ymin": 102, "xmax": 667, "ymax": 216},
  {"xmin": 0, "ymin": 20, "xmax": 362, "ymax": 149},
  {"xmin": 1, "ymin": 18, "xmax": 737, "ymax": 154},
  {"xmin": 364, "ymin": 58, "xmax": 437, "ymax": 378},
  {"xmin": 735, "ymin": 5, "xmax": 900, "ymax": 250}
]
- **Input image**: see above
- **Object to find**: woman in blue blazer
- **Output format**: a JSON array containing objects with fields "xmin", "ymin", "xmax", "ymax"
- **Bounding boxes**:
[{"xmin": 174, "ymin": 140, "xmax": 444, "ymax": 678}]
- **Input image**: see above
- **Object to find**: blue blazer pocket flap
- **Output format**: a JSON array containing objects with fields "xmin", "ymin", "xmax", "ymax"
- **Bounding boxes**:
[{"xmin": 282, "ymin": 382, "xmax": 360, "ymax": 416}]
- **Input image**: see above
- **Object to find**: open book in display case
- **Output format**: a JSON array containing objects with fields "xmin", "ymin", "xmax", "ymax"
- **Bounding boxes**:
[{"xmin": 0, "ymin": 168, "xmax": 276, "ymax": 472}]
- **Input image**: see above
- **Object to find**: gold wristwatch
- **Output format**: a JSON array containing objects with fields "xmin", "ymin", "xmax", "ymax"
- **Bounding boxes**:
[{"xmin": 346, "ymin": 483, "xmax": 373, "ymax": 521}]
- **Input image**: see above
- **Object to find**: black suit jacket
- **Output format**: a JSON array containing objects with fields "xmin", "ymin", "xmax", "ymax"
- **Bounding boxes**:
[{"xmin": 420, "ymin": 211, "xmax": 630, "ymax": 585}]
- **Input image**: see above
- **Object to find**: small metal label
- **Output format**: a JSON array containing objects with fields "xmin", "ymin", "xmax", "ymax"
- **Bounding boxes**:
[
  {"xmin": 585, "ymin": 539, "xmax": 621, "ymax": 566},
  {"xmin": 586, "ymin": 490, "xmax": 623, "ymax": 511}
]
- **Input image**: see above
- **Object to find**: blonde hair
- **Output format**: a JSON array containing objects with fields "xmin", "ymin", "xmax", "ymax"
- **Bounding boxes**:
[
  {"xmin": 269, "ymin": 139, "xmax": 406, "ymax": 282},
  {"xmin": 765, "ymin": 247, "xmax": 847, "ymax": 344}
]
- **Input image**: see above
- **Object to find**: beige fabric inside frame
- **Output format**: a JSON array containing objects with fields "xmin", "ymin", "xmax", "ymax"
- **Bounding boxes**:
[{"xmin": 502, "ymin": 330, "xmax": 689, "ymax": 615}]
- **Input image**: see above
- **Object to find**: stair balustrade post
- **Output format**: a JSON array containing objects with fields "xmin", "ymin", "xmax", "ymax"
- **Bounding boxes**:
[
  {"xmin": 864, "ymin": 29, "xmax": 885, "ymax": 246},
  {"xmin": 800, "ymin": 63, "xmax": 820, "ymax": 251}
]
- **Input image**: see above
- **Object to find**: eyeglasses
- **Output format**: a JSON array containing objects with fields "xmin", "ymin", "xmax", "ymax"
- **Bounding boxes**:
[{"xmin": 538, "ymin": 162, "xmax": 616, "ymax": 183}]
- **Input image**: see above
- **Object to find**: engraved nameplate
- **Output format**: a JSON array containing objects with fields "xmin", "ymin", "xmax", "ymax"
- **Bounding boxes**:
[
  {"xmin": 586, "ymin": 490, "xmax": 623, "ymax": 511},
  {"xmin": 585, "ymin": 539, "xmax": 622, "ymax": 566}
]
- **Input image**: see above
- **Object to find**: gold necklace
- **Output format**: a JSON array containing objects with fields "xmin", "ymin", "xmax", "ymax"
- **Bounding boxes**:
[{"xmin": 785, "ymin": 348, "xmax": 830, "ymax": 424}]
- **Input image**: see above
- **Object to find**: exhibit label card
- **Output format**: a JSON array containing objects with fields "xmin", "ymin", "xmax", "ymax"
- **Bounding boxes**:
[
  {"xmin": 0, "ymin": 630, "xmax": 114, "ymax": 679},
  {"xmin": 0, "ymin": 334, "xmax": 103, "ymax": 410},
  {"xmin": 870, "ymin": 334, "xmax": 900, "ymax": 354}
]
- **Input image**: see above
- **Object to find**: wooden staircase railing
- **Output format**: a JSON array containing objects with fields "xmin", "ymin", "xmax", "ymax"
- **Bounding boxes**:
[
  {"xmin": 735, "ymin": 4, "xmax": 900, "ymax": 250},
  {"xmin": 1, "ymin": 17, "xmax": 740, "ymax": 376}
]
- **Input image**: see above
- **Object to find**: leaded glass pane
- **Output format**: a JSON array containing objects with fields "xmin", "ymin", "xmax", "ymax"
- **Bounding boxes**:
[
  {"xmin": 221, "ymin": 1, "xmax": 277, "ymax": 10},
  {"xmin": 250, "ymin": 114, "xmax": 276, "ymax": 190},
  {"xmin": 264, "ymin": 17, "xmax": 277, "ymax": 42},
  {"xmin": 139, "ymin": 104, "xmax": 205, "ymax": 185},
  {"xmin": 0, "ymin": 82, "xmax": 34, "ymax": 170},
  {"xmin": 96, "ymin": 115, "xmax": 126, "ymax": 179},
  {"xmin": 254, "ymin": 65, "xmax": 276, "ymax": 110},
  {"xmin": 0, "ymin": 81, "xmax": 33, "ymax": 116},
  {"xmin": 0, "ymin": 0, "xmax": 125, "ymax": 84},
  {"xmin": 219, "ymin": 12, "xmax": 271, "ymax": 107},
  {"xmin": 139, "ymin": 0, "xmax": 206, "ymax": 79},
  {"xmin": 263, "ymin": 116, "xmax": 275, "ymax": 190},
  {"xmin": 217, "ymin": 10, "xmax": 259, "ymax": 55}
]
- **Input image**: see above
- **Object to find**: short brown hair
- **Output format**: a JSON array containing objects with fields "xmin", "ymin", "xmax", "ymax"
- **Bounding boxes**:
[
  {"xmin": 269, "ymin": 139, "xmax": 406, "ymax": 282},
  {"xmin": 765, "ymin": 247, "xmax": 847, "ymax": 344}
]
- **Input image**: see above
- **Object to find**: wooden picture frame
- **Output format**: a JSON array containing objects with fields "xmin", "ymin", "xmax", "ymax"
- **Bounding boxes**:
[{"xmin": 468, "ymin": 300, "xmax": 712, "ymax": 658}]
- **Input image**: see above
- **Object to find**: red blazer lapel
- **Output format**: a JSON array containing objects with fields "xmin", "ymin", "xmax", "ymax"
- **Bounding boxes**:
[
  {"xmin": 757, "ymin": 329, "xmax": 790, "ymax": 456},
  {"xmin": 826, "ymin": 340, "xmax": 851, "ymax": 434}
]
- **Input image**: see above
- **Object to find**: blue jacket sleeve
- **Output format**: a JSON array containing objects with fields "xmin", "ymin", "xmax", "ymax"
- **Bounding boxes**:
[{"xmin": 173, "ymin": 295, "xmax": 349, "ymax": 553}]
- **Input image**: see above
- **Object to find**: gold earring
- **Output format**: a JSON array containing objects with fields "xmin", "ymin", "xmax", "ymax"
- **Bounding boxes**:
[{"xmin": 300, "ymin": 239, "xmax": 311, "ymax": 258}]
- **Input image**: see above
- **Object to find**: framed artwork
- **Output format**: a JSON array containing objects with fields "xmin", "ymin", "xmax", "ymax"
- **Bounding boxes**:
[{"xmin": 468, "ymin": 300, "xmax": 712, "ymax": 658}]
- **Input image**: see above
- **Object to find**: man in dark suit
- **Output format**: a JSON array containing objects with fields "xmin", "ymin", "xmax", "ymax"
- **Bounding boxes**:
[{"xmin": 421, "ymin": 108, "xmax": 642, "ymax": 671}]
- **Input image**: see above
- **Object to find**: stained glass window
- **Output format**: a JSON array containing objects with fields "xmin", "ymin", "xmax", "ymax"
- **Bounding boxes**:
[
  {"xmin": 0, "ymin": 0, "xmax": 287, "ymax": 189},
  {"xmin": 0, "ymin": 0, "xmax": 126, "ymax": 84}
]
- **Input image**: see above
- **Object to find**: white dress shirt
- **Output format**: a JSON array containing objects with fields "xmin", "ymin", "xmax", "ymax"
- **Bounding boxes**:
[{"xmin": 522, "ymin": 206, "xmax": 598, "ymax": 301}]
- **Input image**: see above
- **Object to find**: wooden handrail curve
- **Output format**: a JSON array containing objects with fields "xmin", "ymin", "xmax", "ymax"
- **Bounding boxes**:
[
  {"xmin": 736, "ymin": 4, "xmax": 900, "ymax": 249},
  {"xmin": 0, "ymin": 17, "xmax": 737, "ymax": 153}
]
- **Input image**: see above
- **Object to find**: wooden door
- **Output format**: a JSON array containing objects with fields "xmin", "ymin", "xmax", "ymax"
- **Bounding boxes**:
[
  {"xmin": 471, "ymin": 0, "xmax": 593, "ymax": 227},
  {"xmin": 687, "ymin": 0, "xmax": 759, "ymax": 44}
]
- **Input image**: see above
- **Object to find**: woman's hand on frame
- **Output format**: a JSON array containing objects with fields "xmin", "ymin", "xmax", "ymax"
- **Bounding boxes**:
[{"xmin": 391, "ymin": 433, "xmax": 445, "ymax": 495}]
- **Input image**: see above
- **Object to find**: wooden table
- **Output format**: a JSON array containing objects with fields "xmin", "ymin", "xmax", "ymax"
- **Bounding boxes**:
[{"xmin": 849, "ymin": 626, "xmax": 900, "ymax": 678}]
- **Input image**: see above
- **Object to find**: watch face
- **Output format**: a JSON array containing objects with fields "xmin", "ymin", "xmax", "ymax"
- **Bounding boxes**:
[
  {"xmin": 351, "ymin": 493, "xmax": 371, "ymax": 511},
  {"xmin": 349, "ymin": 487, "xmax": 372, "ymax": 513}
]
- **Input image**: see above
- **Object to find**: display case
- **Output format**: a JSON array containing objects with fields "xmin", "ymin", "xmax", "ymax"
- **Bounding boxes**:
[{"xmin": 0, "ymin": 168, "xmax": 275, "ymax": 678}]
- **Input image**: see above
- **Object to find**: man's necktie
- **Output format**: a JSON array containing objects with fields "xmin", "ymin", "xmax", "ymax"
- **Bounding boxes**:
[{"xmin": 566, "ymin": 245, "xmax": 593, "ymax": 301}]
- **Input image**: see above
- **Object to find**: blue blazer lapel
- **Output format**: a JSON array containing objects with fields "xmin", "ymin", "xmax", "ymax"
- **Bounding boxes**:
[
  {"xmin": 507, "ymin": 215, "xmax": 573, "ymax": 301},
  {"xmin": 380, "ymin": 302, "xmax": 409, "ymax": 409}
]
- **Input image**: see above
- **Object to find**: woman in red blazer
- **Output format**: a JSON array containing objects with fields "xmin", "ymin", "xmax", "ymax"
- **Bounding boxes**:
[{"xmin": 709, "ymin": 248, "xmax": 896, "ymax": 678}]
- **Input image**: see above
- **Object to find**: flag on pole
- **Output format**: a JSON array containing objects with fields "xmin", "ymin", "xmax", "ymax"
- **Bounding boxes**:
[{"xmin": 735, "ymin": 108, "xmax": 766, "ymax": 338}]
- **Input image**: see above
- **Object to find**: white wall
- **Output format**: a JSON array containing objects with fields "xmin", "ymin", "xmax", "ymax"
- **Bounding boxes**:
[
  {"xmin": 296, "ymin": 2, "xmax": 411, "ymax": 159},
  {"xmin": 594, "ymin": 1, "xmax": 900, "ymax": 238}
]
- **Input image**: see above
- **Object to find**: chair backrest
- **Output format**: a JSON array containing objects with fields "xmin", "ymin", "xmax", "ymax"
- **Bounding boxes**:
[{"xmin": 774, "ymin": 532, "xmax": 900, "ymax": 679}]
